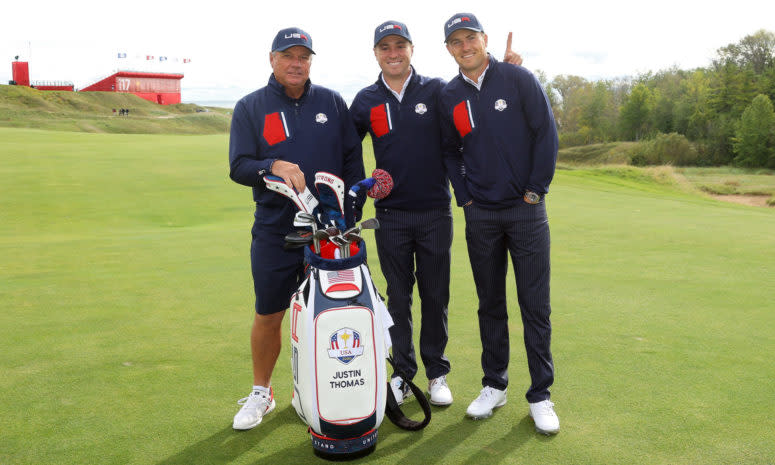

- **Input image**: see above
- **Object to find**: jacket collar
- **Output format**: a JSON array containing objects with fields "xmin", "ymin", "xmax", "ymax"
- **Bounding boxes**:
[
  {"xmin": 458, "ymin": 54, "xmax": 497, "ymax": 88},
  {"xmin": 268, "ymin": 73, "xmax": 312, "ymax": 102},
  {"xmin": 376, "ymin": 65, "xmax": 419, "ymax": 98}
]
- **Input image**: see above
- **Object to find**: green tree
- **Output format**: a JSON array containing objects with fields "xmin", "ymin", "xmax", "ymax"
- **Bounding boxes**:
[
  {"xmin": 733, "ymin": 94, "xmax": 775, "ymax": 168},
  {"xmin": 714, "ymin": 30, "xmax": 775, "ymax": 74},
  {"xmin": 619, "ymin": 83, "xmax": 654, "ymax": 140}
]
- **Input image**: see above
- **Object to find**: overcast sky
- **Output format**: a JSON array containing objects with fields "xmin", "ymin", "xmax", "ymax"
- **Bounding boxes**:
[{"xmin": 2, "ymin": 0, "xmax": 773, "ymax": 105}]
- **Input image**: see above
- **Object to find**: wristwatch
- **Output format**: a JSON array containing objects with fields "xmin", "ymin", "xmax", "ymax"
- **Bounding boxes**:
[{"xmin": 523, "ymin": 191, "xmax": 541, "ymax": 204}]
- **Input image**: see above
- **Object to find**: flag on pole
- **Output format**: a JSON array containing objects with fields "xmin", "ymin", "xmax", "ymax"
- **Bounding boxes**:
[
  {"xmin": 159, "ymin": 56, "xmax": 167, "ymax": 62},
  {"xmin": 117, "ymin": 52, "xmax": 127, "ymax": 59},
  {"xmin": 146, "ymin": 55, "xmax": 154, "ymax": 60},
  {"xmin": 183, "ymin": 58, "xmax": 191, "ymax": 63}
]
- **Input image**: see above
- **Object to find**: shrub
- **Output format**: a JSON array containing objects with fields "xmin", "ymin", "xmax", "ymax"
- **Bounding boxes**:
[{"xmin": 628, "ymin": 132, "xmax": 702, "ymax": 166}]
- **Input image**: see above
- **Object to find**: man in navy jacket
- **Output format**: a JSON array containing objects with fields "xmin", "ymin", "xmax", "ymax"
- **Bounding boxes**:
[
  {"xmin": 229, "ymin": 27, "xmax": 364, "ymax": 430},
  {"xmin": 350, "ymin": 20, "xmax": 523, "ymax": 408},
  {"xmin": 350, "ymin": 21, "xmax": 455, "ymax": 407},
  {"xmin": 438, "ymin": 13, "xmax": 560, "ymax": 435}
]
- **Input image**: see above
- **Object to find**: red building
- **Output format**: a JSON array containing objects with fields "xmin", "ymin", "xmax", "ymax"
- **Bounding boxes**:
[
  {"xmin": 11, "ymin": 61, "xmax": 30, "ymax": 86},
  {"xmin": 10, "ymin": 60, "xmax": 75, "ymax": 91},
  {"xmin": 80, "ymin": 71, "xmax": 184, "ymax": 105}
]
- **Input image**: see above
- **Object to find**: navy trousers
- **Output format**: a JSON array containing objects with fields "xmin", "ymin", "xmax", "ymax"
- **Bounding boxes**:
[
  {"xmin": 463, "ymin": 201, "xmax": 554, "ymax": 403},
  {"xmin": 375, "ymin": 206, "xmax": 453, "ymax": 381}
]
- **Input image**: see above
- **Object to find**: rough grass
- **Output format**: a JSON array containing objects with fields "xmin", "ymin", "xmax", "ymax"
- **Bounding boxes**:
[
  {"xmin": 0, "ymin": 84, "xmax": 230, "ymax": 134},
  {"xmin": 557, "ymin": 141, "xmax": 637, "ymax": 166},
  {"xmin": 559, "ymin": 143, "xmax": 775, "ymax": 206},
  {"xmin": 2, "ymin": 128, "xmax": 775, "ymax": 464}
]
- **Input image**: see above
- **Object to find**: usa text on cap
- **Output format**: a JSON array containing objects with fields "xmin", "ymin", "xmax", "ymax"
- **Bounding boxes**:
[
  {"xmin": 272, "ymin": 27, "xmax": 315, "ymax": 54},
  {"xmin": 374, "ymin": 20, "xmax": 412, "ymax": 47},
  {"xmin": 443, "ymin": 13, "xmax": 483, "ymax": 42}
]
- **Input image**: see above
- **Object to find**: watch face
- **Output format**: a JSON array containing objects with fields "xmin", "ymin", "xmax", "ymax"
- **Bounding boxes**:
[{"xmin": 525, "ymin": 192, "xmax": 540, "ymax": 204}]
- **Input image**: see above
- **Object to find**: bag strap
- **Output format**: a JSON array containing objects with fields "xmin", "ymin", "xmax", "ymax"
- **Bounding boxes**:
[{"xmin": 384, "ymin": 356, "xmax": 431, "ymax": 431}]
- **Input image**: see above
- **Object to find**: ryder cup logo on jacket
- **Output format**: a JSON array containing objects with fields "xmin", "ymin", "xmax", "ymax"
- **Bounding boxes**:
[
  {"xmin": 494, "ymin": 99, "xmax": 508, "ymax": 111},
  {"xmin": 328, "ymin": 328, "xmax": 365, "ymax": 364},
  {"xmin": 316, "ymin": 113, "xmax": 328, "ymax": 124},
  {"xmin": 415, "ymin": 103, "xmax": 427, "ymax": 115}
]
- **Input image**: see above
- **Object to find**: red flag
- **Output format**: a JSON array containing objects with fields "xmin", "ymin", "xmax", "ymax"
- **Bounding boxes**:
[{"xmin": 146, "ymin": 55, "xmax": 154, "ymax": 60}]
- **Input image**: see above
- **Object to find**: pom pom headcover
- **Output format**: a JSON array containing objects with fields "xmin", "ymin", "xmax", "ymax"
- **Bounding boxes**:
[{"xmin": 368, "ymin": 169, "xmax": 393, "ymax": 199}]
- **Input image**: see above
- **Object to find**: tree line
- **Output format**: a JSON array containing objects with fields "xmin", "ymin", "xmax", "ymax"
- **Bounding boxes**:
[{"xmin": 539, "ymin": 30, "xmax": 775, "ymax": 169}]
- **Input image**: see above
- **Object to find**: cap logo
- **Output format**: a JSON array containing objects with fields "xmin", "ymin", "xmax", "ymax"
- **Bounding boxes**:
[
  {"xmin": 379, "ymin": 24, "xmax": 402, "ymax": 33},
  {"xmin": 447, "ymin": 17, "xmax": 471, "ymax": 28},
  {"xmin": 284, "ymin": 33, "xmax": 308, "ymax": 40}
]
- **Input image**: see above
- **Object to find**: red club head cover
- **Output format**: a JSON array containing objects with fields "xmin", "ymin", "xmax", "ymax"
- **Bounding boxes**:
[{"xmin": 367, "ymin": 169, "xmax": 393, "ymax": 199}]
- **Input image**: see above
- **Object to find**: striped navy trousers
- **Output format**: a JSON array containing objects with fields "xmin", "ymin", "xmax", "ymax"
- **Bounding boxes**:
[
  {"xmin": 463, "ymin": 200, "xmax": 554, "ymax": 403},
  {"xmin": 374, "ymin": 206, "xmax": 453, "ymax": 381}
]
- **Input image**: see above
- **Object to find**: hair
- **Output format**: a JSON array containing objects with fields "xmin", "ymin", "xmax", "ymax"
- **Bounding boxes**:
[{"xmin": 271, "ymin": 50, "xmax": 314, "ymax": 61}]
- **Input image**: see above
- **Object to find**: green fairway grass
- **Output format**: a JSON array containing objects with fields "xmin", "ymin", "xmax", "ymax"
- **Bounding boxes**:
[{"xmin": 2, "ymin": 128, "xmax": 774, "ymax": 464}]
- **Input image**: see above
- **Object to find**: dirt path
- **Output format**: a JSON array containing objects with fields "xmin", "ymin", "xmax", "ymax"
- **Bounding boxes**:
[{"xmin": 711, "ymin": 194, "xmax": 772, "ymax": 207}]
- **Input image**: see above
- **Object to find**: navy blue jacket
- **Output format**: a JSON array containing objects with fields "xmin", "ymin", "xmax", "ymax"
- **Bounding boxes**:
[
  {"xmin": 350, "ymin": 68, "xmax": 451, "ymax": 210},
  {"xmin": 229, "ymin": 75, "xmax": 364, "ymax": 230},
  {"xmin": 439, "ymin": 55, "xmax": 558, "ymax": 209}
]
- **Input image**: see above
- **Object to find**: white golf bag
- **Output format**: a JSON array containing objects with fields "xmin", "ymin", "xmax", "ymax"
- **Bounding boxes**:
[{"xmin": 289, "ymin": 241, "xmax": 430, "ymax": 459}]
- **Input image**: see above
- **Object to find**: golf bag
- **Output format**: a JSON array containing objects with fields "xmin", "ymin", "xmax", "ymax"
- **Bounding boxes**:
[{"xmin": 289, "ymin": 241, "xmax": 430, "ymax": 459}]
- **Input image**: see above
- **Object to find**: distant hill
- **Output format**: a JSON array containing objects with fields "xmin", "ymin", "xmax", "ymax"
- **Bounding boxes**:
[{"xmin": 0, "ymin": 85, "xmax": 231, "ymax": 134}]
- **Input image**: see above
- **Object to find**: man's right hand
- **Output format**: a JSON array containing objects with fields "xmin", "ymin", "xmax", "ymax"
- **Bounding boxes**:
[
  {"xmin": 270, "ymin": 160, "xmax": 306, "ymax": 192},
  {"xmin": 504, "ymin": 32, "xmax": 523, "ymax": 66}
]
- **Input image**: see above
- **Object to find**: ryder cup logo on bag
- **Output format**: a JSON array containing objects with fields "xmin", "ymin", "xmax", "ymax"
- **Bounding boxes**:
[
  {"xmin": 328, "ymin": 328, "xmax": 365, "ymax": 364},
  {"xmin": 415, "ymin": 103, "xmax": 427, "ymax": 115},
  {"xmin": 494, "ymin": 99, "xmax": 508, "ymax": 111},
  {"xmin": 316, "ymin": 113, "xmax": 328, "ymax": 124}
]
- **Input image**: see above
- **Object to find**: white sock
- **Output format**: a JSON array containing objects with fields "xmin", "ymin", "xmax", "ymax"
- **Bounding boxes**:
[{"xmin": 252, "ymin": 385, "xmax": 270, "ymax": 396}]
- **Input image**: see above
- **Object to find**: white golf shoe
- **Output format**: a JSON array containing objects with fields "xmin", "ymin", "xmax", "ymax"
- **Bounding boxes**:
[
  {"xmin": 390, "ymin": 376, "xmax": 413, "ymax": 405},
  {"xmin": 428, "ymin": 375, "xmax": 453, "ymax": 406},
  {"xmin": 232, "ymin": 388, "xmax": 276, "ymax": 430},
  {"xmin": 529, "ymin": 399, "xmax": 560, "ymax": 435},
  {"xmin": 466, "ymin": 386, "xmax": 507, "ymax": 419}
]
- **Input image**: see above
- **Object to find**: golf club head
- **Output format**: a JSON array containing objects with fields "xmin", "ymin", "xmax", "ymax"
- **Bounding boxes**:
[
  {"xmin": 283, "ymin": 230, "xmax": 314, "ymax": 250},
  {"xmin": 359, "ymin": 217, "xmax": 380, "ymax": 230},
  {"xmin": 314, "ymin": 229, "xmax": 332, "ymax": 241},
  {"xmin": 329, "ymin": 235, "xmax": 347, "ymax": 247},
  {"xmin": 293, "ymin": 211, "xmax": 317, "ymax": 228},
  {"xmin": 285, "ymin": 230, "xmax": 314, "ymax": 244},
  {"xmin": 344, "ymin": 231, "xmax": 362, "ymax": 243}
]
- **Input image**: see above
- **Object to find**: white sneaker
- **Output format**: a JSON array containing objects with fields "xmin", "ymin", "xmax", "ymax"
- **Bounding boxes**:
[
  {"xmin": 390, "ymin": 376, "xmax": 413, "ymax": 406},
  {"xmin": 466, "ymin": 386, "xmax": 507, "ymax": 419},
  {"xmin": 232, "ymin": 388, "xmax": 276, "ymax": 430},
  {"xmin": 428, "ymin": 375, "xmax": 453, "ymax": 406},
  {"xmin": 529, "ymin": 399, "xmax": 560, "ymax": 435}
]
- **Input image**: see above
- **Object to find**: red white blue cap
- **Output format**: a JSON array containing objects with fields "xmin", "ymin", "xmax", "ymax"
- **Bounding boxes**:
[
  {"xmin": 272, "ymin": 27, "xmax": 315, "ymax": 54},
  {"xmin": 374, "ymin": 21, "xmax": 412, "ymax": 47},
  {"xmin": 443, "ymin": 13, "xmax": 484, "ymax": 42}
]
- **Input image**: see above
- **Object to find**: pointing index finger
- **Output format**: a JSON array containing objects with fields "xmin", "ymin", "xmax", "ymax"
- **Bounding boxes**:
[{"xmin": 506, "ymin": 32, "xmax": 513, "ymax": 51}]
